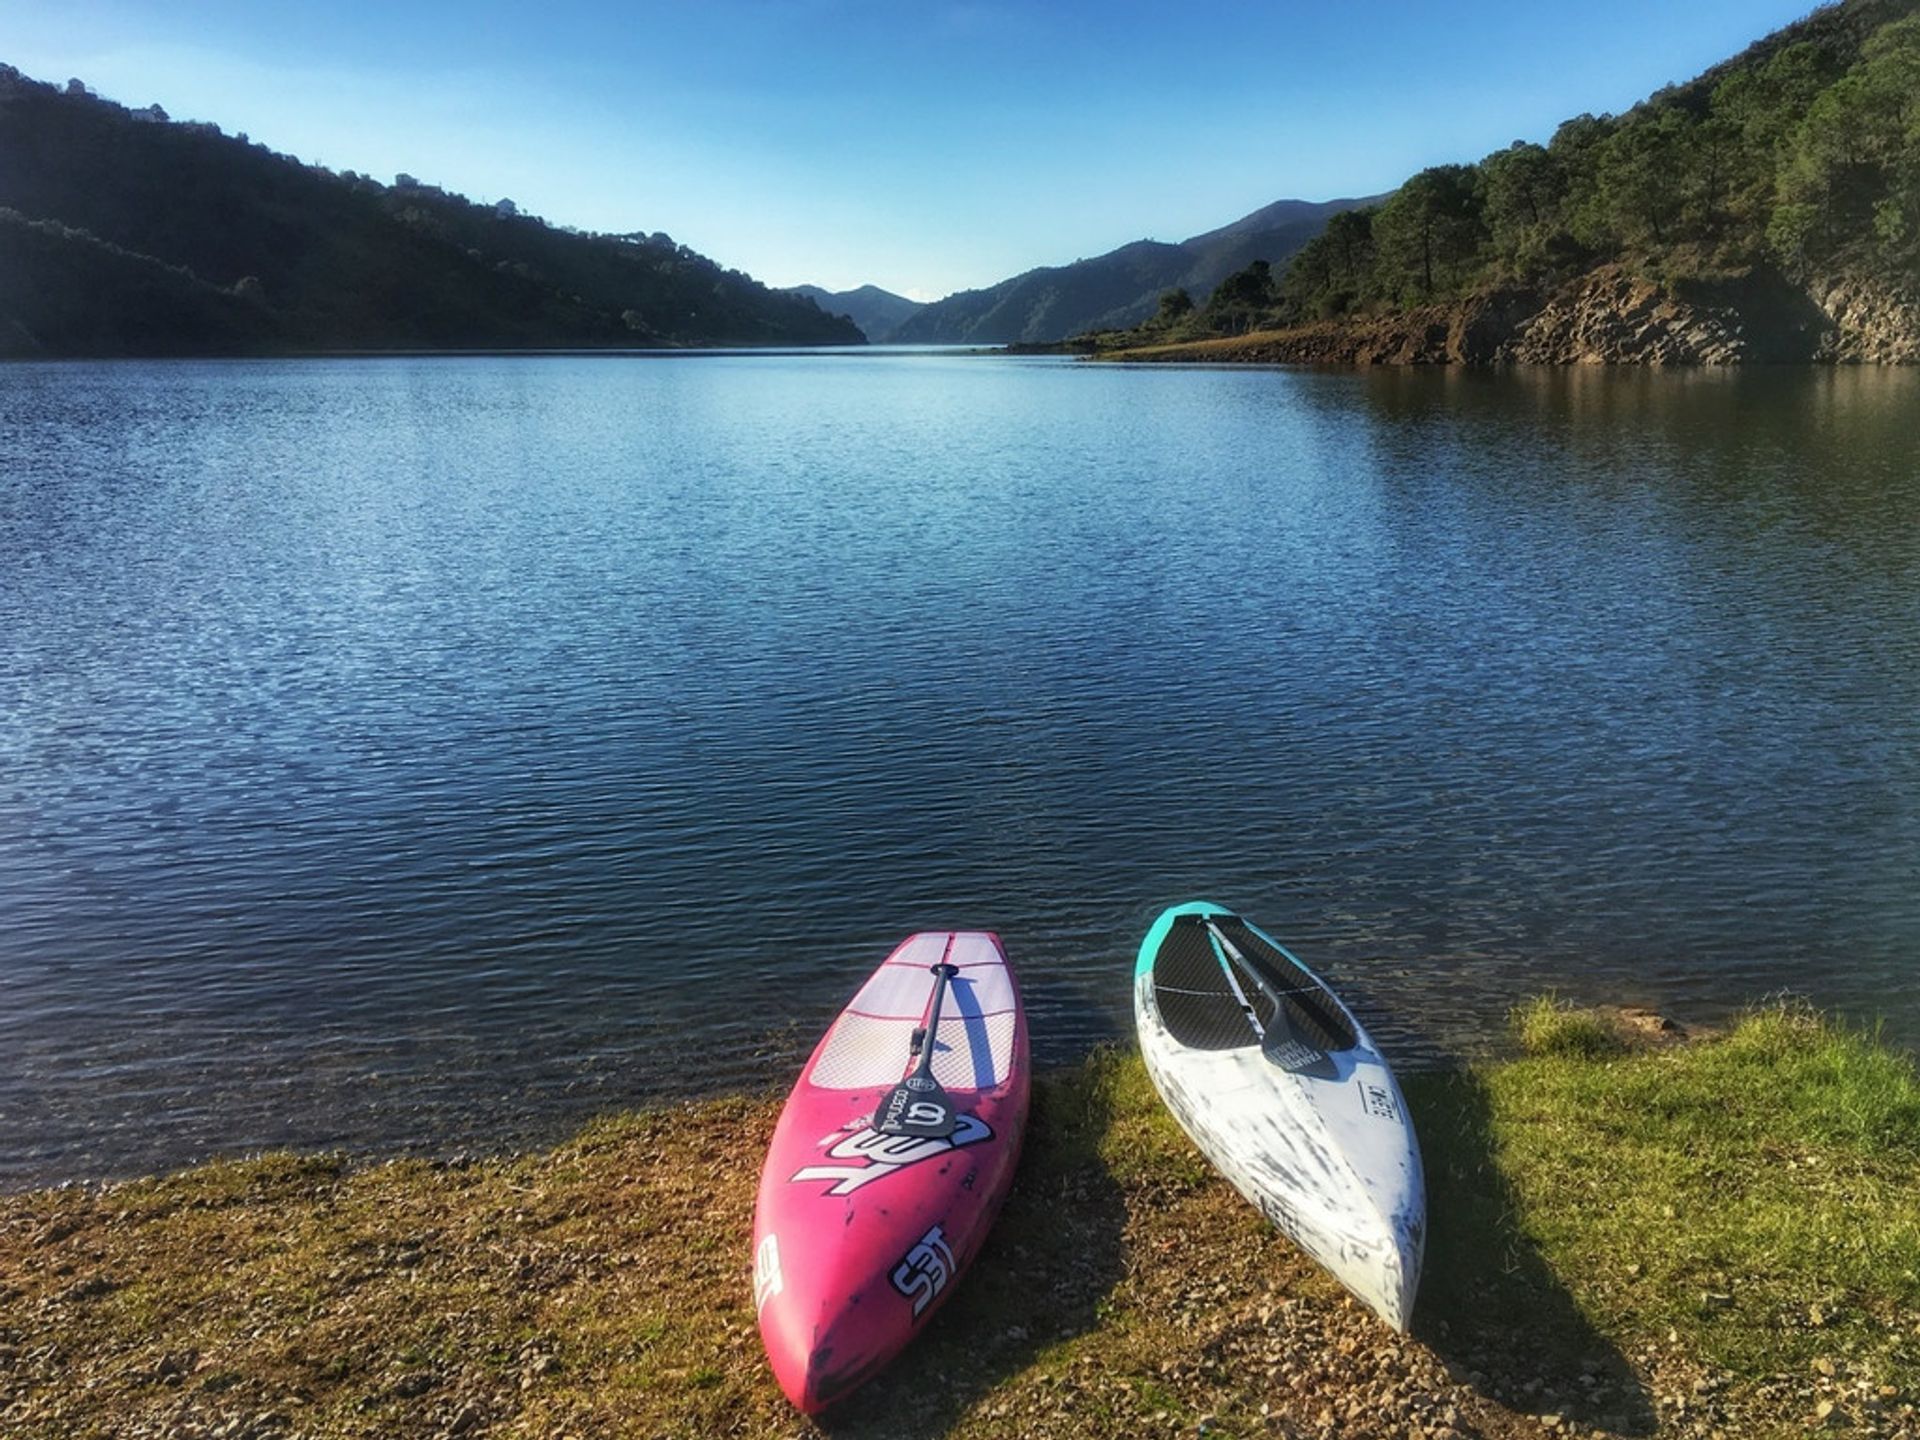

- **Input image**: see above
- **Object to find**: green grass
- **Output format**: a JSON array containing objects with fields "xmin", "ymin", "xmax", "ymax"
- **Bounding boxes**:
[
  {"xmin": 2, "ymin": 1001, "xmax": 1915, "ymax": 1438},
  {"xmin": 1453, "ymin": 1002, "xmax": 1920, "ymax": 1379},
  {"xmin": 1509, "ymin": 992, "xmax": 1630, "ymax": 1058}
]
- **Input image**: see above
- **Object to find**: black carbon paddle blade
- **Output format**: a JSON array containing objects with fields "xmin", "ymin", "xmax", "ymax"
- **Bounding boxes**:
[
  {"xmin": 876, "ymin": 1074, "xmax": 957, "ymax": 1138},
  {"xmin": 1260, "ymin": 1002, "xmax": 1338, "ymax": 1078},
  {"xmin": 1262, "ymin": 1031, "xmax": 1339, "ymax": 1078}
]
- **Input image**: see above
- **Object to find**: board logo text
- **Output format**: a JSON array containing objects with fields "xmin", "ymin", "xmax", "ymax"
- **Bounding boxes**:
[
  {"xmin": 789, "ymin": 1115, "xmax": 991, "ymax": 1196},
  {"xmin": 889, "ymin": 1224, "xmax": 956, "ymax": 1317}
]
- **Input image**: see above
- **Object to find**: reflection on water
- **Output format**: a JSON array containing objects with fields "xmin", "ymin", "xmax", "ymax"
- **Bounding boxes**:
[{"xmin": 1, "ymin": 356, "xmax": 1915, "ymax": 1184}]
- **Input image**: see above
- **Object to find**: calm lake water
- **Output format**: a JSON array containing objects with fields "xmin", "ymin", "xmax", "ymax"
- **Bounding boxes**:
[{"xmin": 2, "ymin": 353, "xmax": 1916, "ymax": 1184}]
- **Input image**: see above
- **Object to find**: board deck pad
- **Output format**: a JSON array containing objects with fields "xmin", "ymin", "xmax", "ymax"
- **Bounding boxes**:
[
  {"xmin": 1153, "ymin": 913, "xmax": 1359, "ymax": 1055},
  {"xmin": 1150, "ymin": 914, "xmax": 1262, "ymax": 1050},
  {"xmin": 1209, "ymin": 916, "xmax": 1360, "ymax": 1053},
  {"xmin": 807, "ymin": 932, "xmax": 1017, "ymax": 1091}
]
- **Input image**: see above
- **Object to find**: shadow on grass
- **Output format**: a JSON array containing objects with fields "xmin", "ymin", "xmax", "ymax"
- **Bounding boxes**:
[
  {"xmin": 821, "ymin": 1055, "xmax": 1131, "ymax": 1438},
  {"xmin": 1408, "ymin": 1069, "xmax": 1657, "ymax": 1435}
]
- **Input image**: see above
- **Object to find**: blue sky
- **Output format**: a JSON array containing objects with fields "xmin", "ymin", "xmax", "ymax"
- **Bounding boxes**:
[{"xmin": 4, "ymin": 1, "xmax": 1813, "ymax": 299}]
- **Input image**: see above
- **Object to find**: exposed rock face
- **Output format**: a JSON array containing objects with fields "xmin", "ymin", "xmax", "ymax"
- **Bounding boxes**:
[
  {"xmin": 1811, "ymin": 274, "xmax": 1920, "ymax": 363},
  {"xmin": 1500, "ymin": 266, "xmax": 1852, "ymax": 363},
  {"xmin": 1452, "ymin": 288, "xmax": 1543, "ymax": 363},
  {"xmin": 1110, "ymin": 265, "xmax": 1920, "ymax": 366},
  {"xmin": 1499, "ymin": 269, "xmax": 1745, "ymax": 364}
]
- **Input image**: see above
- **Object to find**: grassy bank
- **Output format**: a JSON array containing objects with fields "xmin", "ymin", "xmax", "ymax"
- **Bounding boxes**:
[
  {"xmin": 2, "ymin": 1002, "xmax": 1915, "ymax": 1439},
  {"xmin": 1086, "ymin": 326, "xmax": 1327, "ymax": 362},
  {"xmin": 1084, "ymin": 310, "xmax": 1472, "ymax": 366}
]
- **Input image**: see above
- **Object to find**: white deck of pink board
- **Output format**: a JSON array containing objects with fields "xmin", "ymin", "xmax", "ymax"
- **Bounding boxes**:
[{"xmin": 807, "ymin": 932, "xmax": 1018, "ymax": 1092}]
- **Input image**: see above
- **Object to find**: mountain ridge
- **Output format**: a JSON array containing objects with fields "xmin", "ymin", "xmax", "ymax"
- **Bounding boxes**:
[
  {"xmin": 783, "ymin": 283, "xmax": 925, "ymax": 343},
  {"xmin": 892, "ymin": 196, "xmax": 1385, "ymax": 345},
  {"xmin": 0, "ymin": 65, "xmax": 863, "ymax": 356}
]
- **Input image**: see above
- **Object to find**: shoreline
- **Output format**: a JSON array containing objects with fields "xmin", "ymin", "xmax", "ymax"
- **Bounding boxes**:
[
  {"xmin": 0, "ymin": 1005, "xmax": 1717, "ymax": 1197},
  {"xmin": 2, "ymin": 1000, "xmax": 1914, "ymax": 1438},
  {"xmin": 1090, "ymin": 266, "xmax": 1920, "ymax": 368}
]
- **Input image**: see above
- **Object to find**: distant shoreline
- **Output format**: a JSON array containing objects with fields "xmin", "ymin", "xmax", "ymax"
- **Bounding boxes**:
[
  {"xmin": 0, "ymin": 343, "xmax": 1062, "ymax": 363},
  {"xmin": 1087, "ymin": 266, "xmax": 1920, "ymax": 367}
]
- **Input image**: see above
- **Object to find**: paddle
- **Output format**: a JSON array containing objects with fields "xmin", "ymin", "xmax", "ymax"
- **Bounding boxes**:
[
  {"xmin": 1200, "ymin": 918, "xmax": 1269, "ymax": 1047},
  {"xmin": 1204, "ymin": 918, "xmax": 1335, "ymax": 1076},
  {"xmin": 876, "ymin": 956, "xmax": 962, "ymax": 1139}
]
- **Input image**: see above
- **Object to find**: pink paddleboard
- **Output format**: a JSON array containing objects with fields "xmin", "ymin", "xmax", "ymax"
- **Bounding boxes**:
[{"xmin": 752, "ymin": 931, "xmax": 1030, "ymax": 1413}]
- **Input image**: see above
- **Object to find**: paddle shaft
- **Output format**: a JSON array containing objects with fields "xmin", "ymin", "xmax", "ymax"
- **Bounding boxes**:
[
  {"xmin": 1204, "ymin": 919, "xmax": 1268, "ymax": 1044},
  {"xmin": 911, "ymin": 960, "xmax": 960, "ymax": 1078},
  {"xmin": 876, "ymin": 937, "xmax": 964, "ymax": 1138},
  {"xmin": 1206, "ymin": 917, "xmax": 1336, "ymax": 1073}
]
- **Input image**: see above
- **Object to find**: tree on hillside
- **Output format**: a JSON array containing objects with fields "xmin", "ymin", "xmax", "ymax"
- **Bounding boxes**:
[
  {"xmin": 1479, "ymin": 142, "xmax": 1564, "ymax": 274},
  {"xmin": 1711, "ymin": 41, "xmax": 1839, "ymax": 157},
  {"xmin": 1688, "ymin": 113, "xmax": 1745, "ymax": 241},
  {"xmin": 1709, "ymin": 41, "xmax": 1842, "ymax": 238},
  {"xmin": 1772, "ymin": 19, "xmax": 1920, "ymax": 268},
  {"xmin": 1155, "ymin": 287, "xmax": 1194, "ymax": 322},
  {"xmin": 1281, "ymin": 238, "xmax": 1335, "ymax": 317},
  {"xmin": 1373, "ymin": 165, "xmax": 1484, "ymax": 298},
  {"xmin": 1595, "ymin": 109, "xmax": 1697, "ymax": 249},
  {"xmin": 1853, "ymin": 16, "xmax": 1920, "ymax": 259},
  {"xmin": 1274, "ymin": 207, "xmax": 1376, "ymax": 320},
  {"xmin": 1322, "ymin": 208, "xmax": 1376, "ymax": 290},
  {"xmin": 1548, "ymin": 113, "xmax": 1618, "ymax": 250},
  {"xmin": 1201, "ymin": 260, "xmax": 1277, "ymax": 334}
]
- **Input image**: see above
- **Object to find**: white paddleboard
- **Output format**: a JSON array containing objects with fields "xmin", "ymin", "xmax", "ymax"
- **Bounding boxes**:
[{"xmin": 1134, "ymin": 901, "xmax": 1425, "ymax": 1329}]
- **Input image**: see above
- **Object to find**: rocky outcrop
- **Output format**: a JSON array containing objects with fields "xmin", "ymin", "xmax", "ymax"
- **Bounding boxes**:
[
  {"xmin": 1451, "ymin": 287, "xmax": 1543, "ymax": 362},
  {"xmin": 1498, "ymin": 269, "xmax": 1744, "ymax": 363},
  {"xmin": 1500, "ymin": 266, "xmax": 1845, "ymax": 363},
  {"xmin": 1105, "ymin": 264, "xmax": 1920, "ymax": 366},
  {"xmin": 1810, "ymin": 273, "xmax": 1920, "ymax": 363},
  {"xmin": 1103, "ymin": 305, "xmax": 1491, "ymax": 366}
]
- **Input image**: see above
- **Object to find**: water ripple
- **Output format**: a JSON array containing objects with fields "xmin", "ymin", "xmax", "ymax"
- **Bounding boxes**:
[{"xmin": 1, "ymin": 357, "xmax": 1916, "ymax": 1184}]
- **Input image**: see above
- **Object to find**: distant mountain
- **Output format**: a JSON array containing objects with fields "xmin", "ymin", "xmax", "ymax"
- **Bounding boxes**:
[
  {"xmin": 785, "ymin": 283, "xmax": 925, "ymax": 343},
  {"xmin": 0, "ymin": 65, "xmax": 863, "ymax": 356},
  {"xmin": 891, "ymin": 197, "xmax": 1382, "ymax": 345}
]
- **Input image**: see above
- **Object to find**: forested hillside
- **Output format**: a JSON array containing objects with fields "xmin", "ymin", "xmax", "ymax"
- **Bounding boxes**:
[
  {"xmin": 1105, "ymin": 0, "xmax": 1919, "ymax": 360},
  {"xmin": 0, "ymin": 67, "xmax": 862, "ymax": 355}
]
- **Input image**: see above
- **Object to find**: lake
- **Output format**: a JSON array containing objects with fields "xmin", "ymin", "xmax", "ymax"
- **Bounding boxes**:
[{"xmin": 2, "ymin": 353, "xmax": 1916, "ymax": 1185}]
